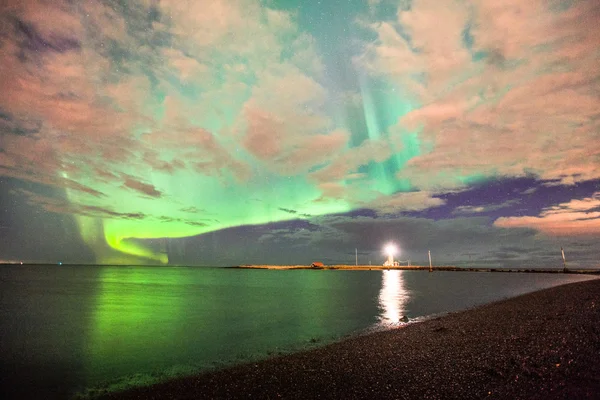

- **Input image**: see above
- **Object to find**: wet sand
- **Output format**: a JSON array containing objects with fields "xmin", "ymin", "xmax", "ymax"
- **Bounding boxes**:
[{"xmin": 103, "ymin": 278, "xmax": 600, "ymax": 400}]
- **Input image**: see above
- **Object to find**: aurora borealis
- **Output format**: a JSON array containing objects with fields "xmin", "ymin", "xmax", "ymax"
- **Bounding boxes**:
[{"xmin": 0, "ymin": 0, "xmax": 599, "ymax": 267}]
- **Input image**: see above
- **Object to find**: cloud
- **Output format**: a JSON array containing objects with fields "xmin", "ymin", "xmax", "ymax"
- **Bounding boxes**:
[
  {"xmin": 359, "ymin": 0, "xmax": 600, "ymax": 188},
  {"xmin": 13, "ymin": 188, "xmax": 145, "ymax": 220},
  {"xmin": 305, "ymin": 138, "xmax": 406, "ymax": 207},
  {"xmin": 0, "ymin": 0, "xmax": 85, "ymax": 42},
  {"xmin": 238, "ymin": 66, "xmax": 347, "ymax": 174},
  {"xmin": 122, "ymin": 176, "xmax": 162, "ymax": 198},
  {"xmin": 452, "ymin": 199, "xmax": 520, "ymax": 215},
  {"xmin": 494, "ymin": 193, "xmax": 600, "ymax": 236},
  {"xmin": 309, "ymin": 138, "xmax": 393, "ymax": 183},
  {"xmin": 247, "ymin": 212, "xmax": 597, "ymax": 268},
  {"xmin": 1, "ymin": 0, "xmax": 598, "ymax": 266},
  {"xmin": 357, "ymin": 0, "xmax": 470, "ymax": 100},
  {"xmin": 278, "ymin": 208, "xmax": 297, "ymax": 214},
  {"xmin": 363, "ymin": 191, "xmax": 446, "ymax": 214},
  {"xmin": 0, "ymin": 0, "xmax": 352, "ymax": 263}
]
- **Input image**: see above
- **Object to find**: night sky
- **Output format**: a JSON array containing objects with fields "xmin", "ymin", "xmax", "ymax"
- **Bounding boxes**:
[{"xmin": 0, "ymin": 0, "xmax": 598, "ymax": 267}]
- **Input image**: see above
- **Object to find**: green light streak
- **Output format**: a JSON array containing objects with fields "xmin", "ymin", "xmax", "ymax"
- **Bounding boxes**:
[
  {"xmin": 359, "ymin": 76, "xmax": 421, "ymax": 194},
  {"xmin": 62, "ymin": 164, "xmax": 352, "ymax": 264}
]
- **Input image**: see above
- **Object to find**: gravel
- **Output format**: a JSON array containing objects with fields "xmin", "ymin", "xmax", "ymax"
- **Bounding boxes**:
[{"xmin": 102, "ymin": 278, "xmax": 600, "ymax": 400}]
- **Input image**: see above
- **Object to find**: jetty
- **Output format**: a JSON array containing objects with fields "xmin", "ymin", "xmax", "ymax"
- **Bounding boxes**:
[{"xmin": 232, "ymin": 265, "xmax": 600, "ymax": 274}]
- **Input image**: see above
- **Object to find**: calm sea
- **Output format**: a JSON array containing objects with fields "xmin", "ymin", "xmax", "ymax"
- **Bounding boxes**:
[{"xmin": 0, "ymin": 266, "xmax": 595, "ymax": 399}]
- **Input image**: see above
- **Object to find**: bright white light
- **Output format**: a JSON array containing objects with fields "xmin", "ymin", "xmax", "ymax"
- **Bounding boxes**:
[{"xmin": 384, "ymin": 243, "xmax": 398, "ymax": 256}]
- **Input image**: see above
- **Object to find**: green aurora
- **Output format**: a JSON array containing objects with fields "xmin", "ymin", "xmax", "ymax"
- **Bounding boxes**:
[
  {"xmin": 2, "ymin": 0, "xmax": 598, "ymax": 266},
  {"xmin": 55, "ymin": 1, "xmax": 434, "ymax": 264}
]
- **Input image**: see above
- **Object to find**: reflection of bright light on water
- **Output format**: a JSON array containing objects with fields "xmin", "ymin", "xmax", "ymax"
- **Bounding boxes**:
[{"xmin": 378, "ymin": 270, "xmax": 409, "ymax": 326}]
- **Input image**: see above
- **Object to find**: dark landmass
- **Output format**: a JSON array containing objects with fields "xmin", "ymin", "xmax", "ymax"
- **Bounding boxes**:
[
  {"xmin": 1, "ymin": 264, "xmax": 598, "ymax": 274},
  {"xmin": 102, "ymin": 279, "xmax": 600, "ymax": 400},
  {"xmin": 234, "ymin": 264, "xmax": 600, "ymax": 274}
]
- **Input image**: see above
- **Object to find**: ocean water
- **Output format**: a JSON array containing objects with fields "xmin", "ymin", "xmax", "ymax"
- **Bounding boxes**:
[{"xmin": 0, "ymin": 266, "xmax": 595, "ymax": 399}]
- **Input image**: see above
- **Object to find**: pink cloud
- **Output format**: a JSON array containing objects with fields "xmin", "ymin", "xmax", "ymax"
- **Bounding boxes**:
[
  {"xmin": 0, "ymin": 0, "xmax": 85, "ymax": 41},
  {"xmin": 242, "ymin": 107, "xmax": 285, "ymax": 160},
  {"xmin": 315, "ymin": 182, "xmax": 347, "ymax": 200},
  {"xmin": 238, "ymin": 67, "xmax": 345, "ymax": 174},
  {"xmin": 363, "ymin": 191, "xmax": 446, "ymax": 214},
  {"xmin": 309, "ymin": 139, "xmax": 393, "ymax": 183},
  {"xmin": 357, "ymin": 0, "xmax": 471, "ymax": 100},
  {"xmin": 360, "ymin": 0, "xmax": 600, "ymax": 188},
  {"xmin": 494, "ymin": 193, "xmax": 600, "ymax": 236},
  {"xmin": 162, "ymin": 48, "xmax": 209, "ymax": 81},
  {"xmin": 160, "ymin": 0, "xmax": 256, "ymax": 48},
  {"xmin": 122, "ymin": 176, "xmax": 162, "ymax": 198},
  {"xmin": 276, "ymin": 130, "xmax": 349, "ymax": 172}
]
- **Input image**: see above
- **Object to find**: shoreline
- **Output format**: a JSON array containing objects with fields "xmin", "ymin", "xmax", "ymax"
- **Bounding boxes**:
[
  {"xmin": 233, "ymin": 264, "xmax": 600, "ymax": 274},
  {"xmin": 102, "ymin": 278, "xmax": 600, "ymax": 399}
]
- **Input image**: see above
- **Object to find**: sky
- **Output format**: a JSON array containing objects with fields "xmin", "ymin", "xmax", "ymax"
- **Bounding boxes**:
[{"xmin": 0, "ymin": 0, "xmax": 598, "ymax": 267}]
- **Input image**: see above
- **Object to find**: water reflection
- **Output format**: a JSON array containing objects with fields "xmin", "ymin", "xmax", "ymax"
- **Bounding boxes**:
[
  {"xmin": 83, "ymin": 268, "xmax": 382, "ymax": 390},
  {"xmin": 86, "ymin": 267, "xmax": 193, "ymax": 386},
  {"xmin": 1, "ymin": 267, "xmax": 593, "ymax": 397},
  {"xmin": 378, "ymin": 270, "xmax": 409, "ymax": 325}
]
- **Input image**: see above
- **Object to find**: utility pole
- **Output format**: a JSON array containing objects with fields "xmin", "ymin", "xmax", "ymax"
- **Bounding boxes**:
[
  {"xmin": 428, "ymin": 250, "xmax": 432, "ymax": 272},
  {"xmin": 561, "ymin": 247, "xmax": 567, "ymax": 273},
  {"xmin": 355, "ymin": 248, "xmax": 358, "ymax": 266}
]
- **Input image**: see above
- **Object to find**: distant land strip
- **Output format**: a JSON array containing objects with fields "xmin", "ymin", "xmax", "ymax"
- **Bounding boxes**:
[{"xmin": 232, "ymin": 265, "xmax": 600, "ymax": 274}]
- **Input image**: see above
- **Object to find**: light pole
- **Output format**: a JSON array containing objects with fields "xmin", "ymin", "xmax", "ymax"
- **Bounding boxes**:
[{"xmin": 428, "ymin": 250, "xmax": 432, "ymax": 272}]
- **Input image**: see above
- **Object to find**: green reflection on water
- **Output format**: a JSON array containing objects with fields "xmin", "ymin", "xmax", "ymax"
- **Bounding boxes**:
[
  {"xmin": 84, "ymin": 268, "xmax": 382, "ymax": 393},
  {"xmin": 86, "ymin": 268, "xmax": 188, "ymax": 383}
]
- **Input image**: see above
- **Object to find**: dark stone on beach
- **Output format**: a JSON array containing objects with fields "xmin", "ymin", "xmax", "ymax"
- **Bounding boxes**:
[
  {"xmin": 400, "ymin": 315, "xmax": 409, "ymax": 323},
  {"xmin": 103, "ymin": 279, "xmax": 600, "ymax": 400}
]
